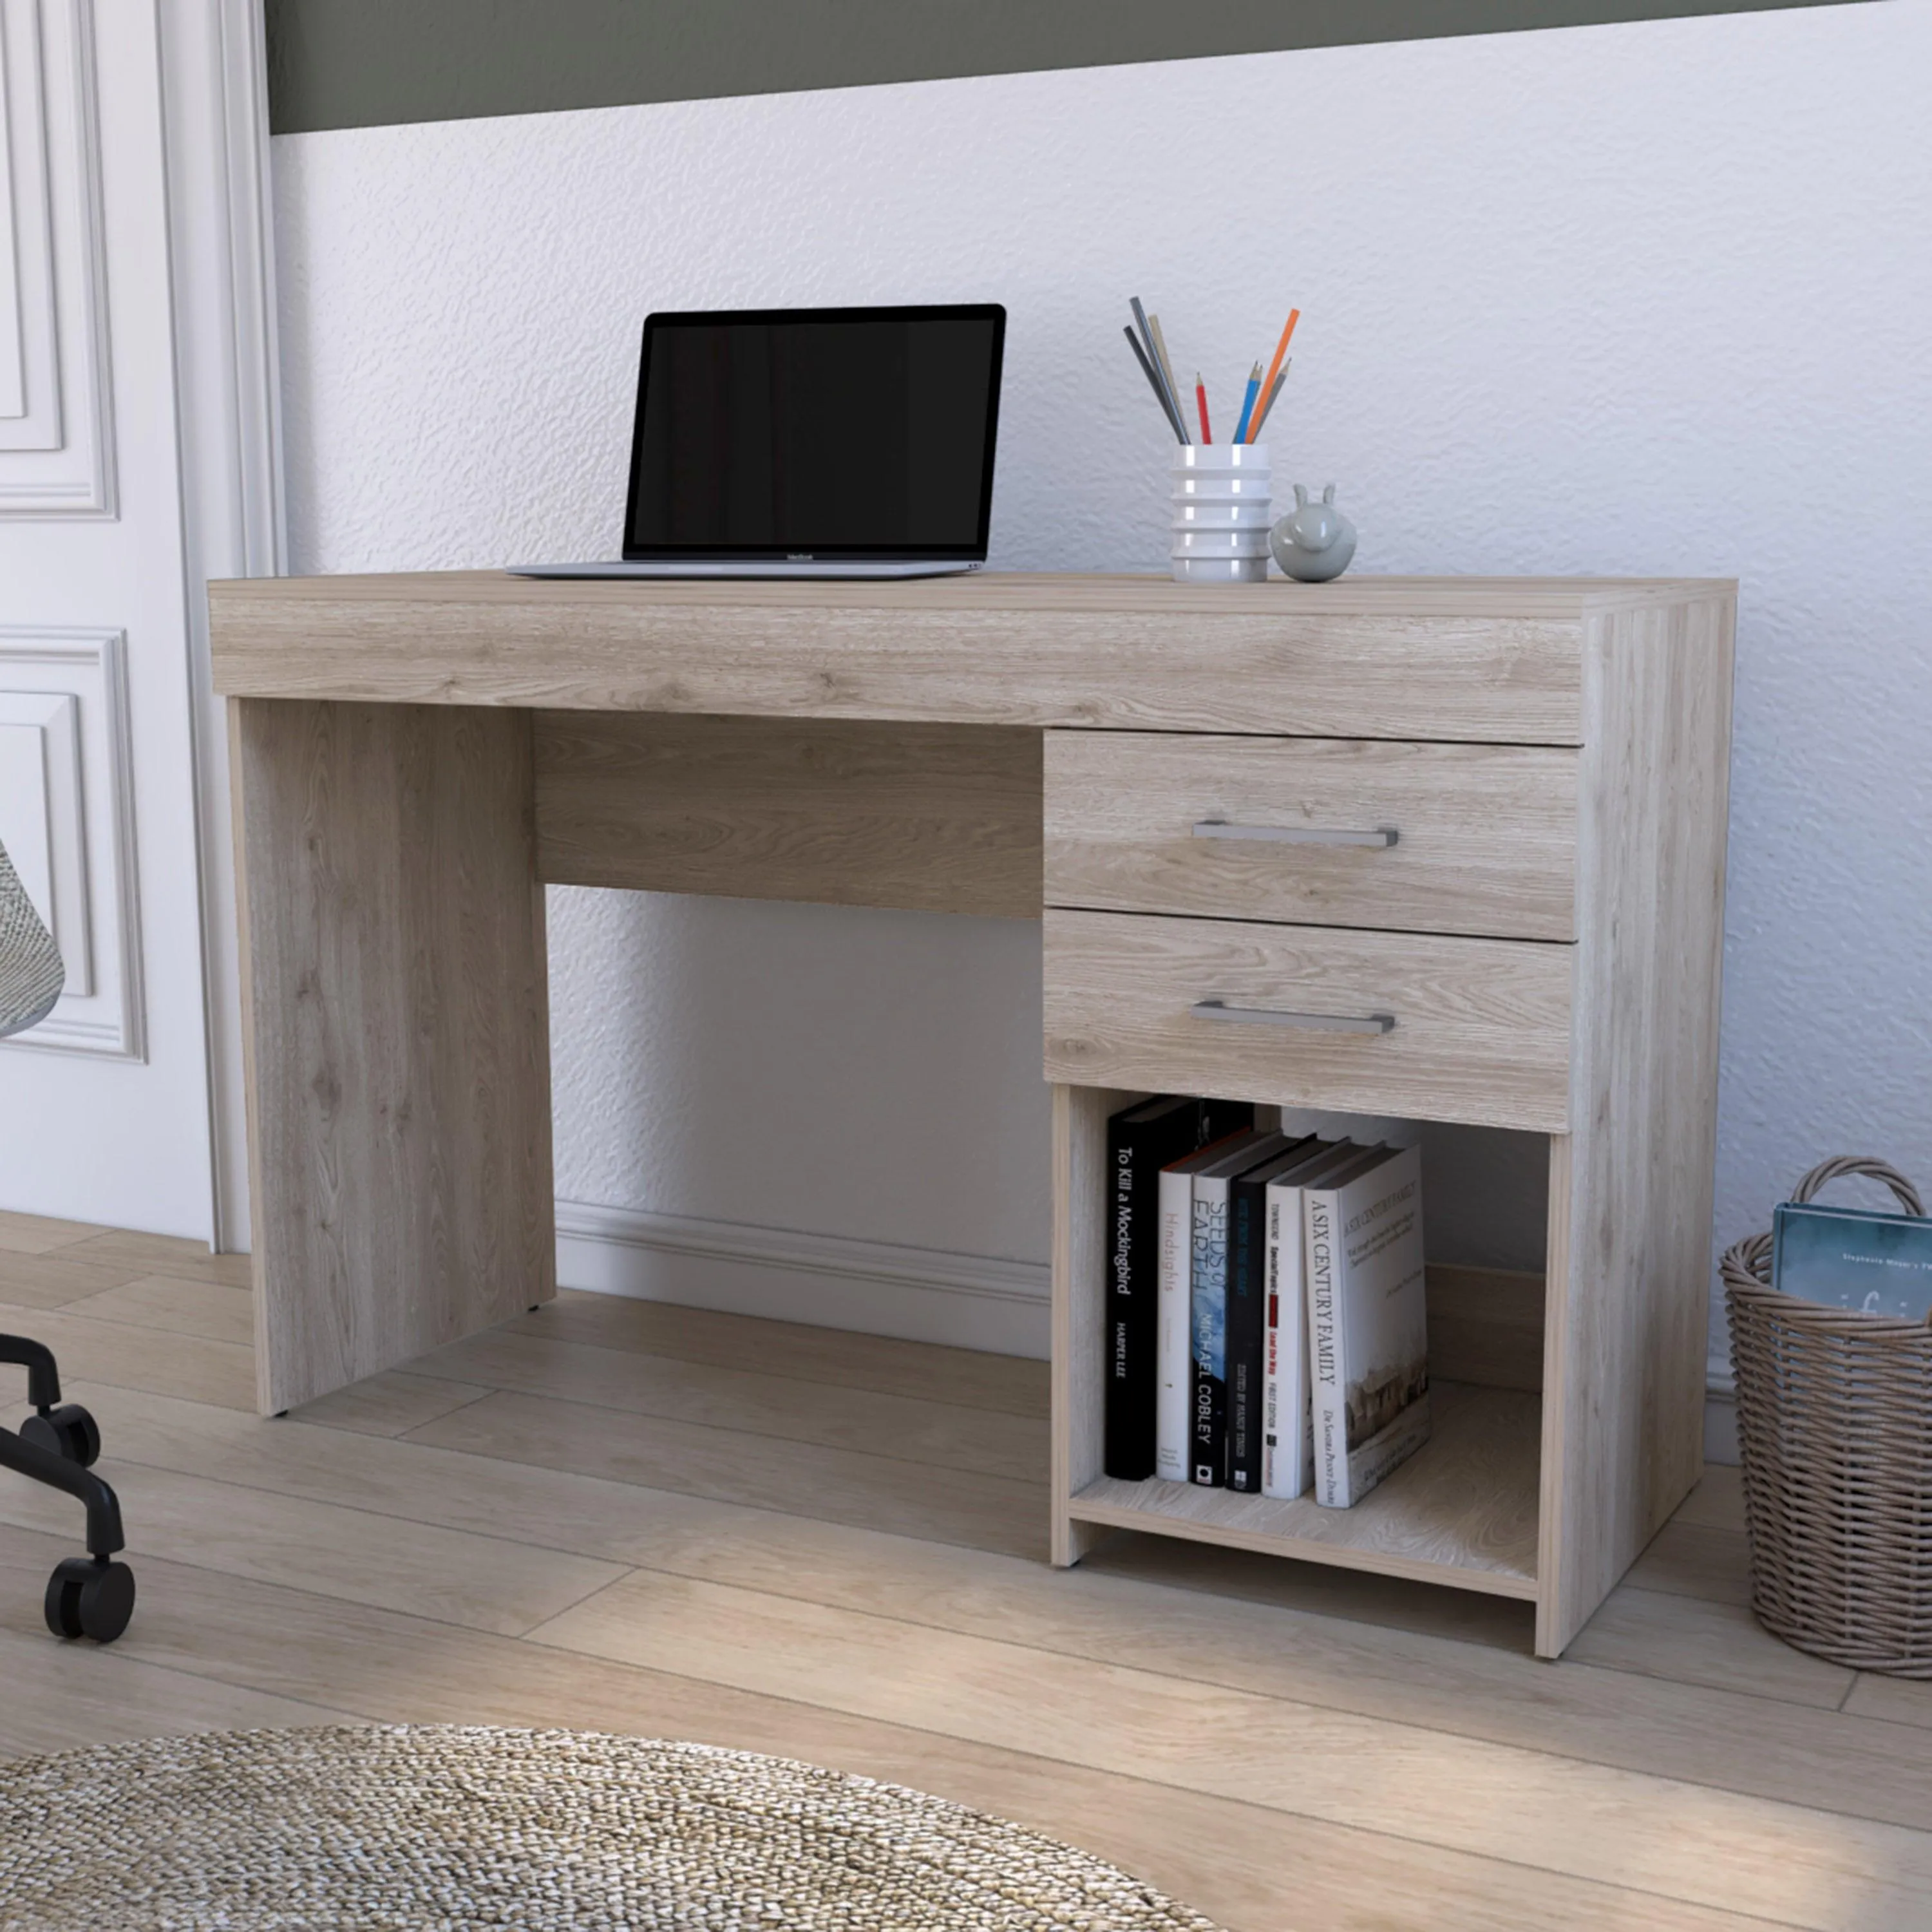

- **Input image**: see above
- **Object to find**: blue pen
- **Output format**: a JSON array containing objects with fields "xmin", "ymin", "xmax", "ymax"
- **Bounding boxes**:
[{"xmin": 1230, "ymin": 361, "xmax": 1263, "ymax": 444}]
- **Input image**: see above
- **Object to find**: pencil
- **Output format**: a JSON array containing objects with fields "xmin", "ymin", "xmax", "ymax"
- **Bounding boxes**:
[
  {"xmin": 1124, "ymin": 326, "xmax": 1187, "ymax": 444},
  {"xmin": 1249, "ymin": 308, "xmax": 1300, "ymax": 442},
  {"xmin": 1195, "ymin": 372, "xmax": 1212, "ymax": 444},
  {"xmin": 1231, "ymin": 361, "xmax": 1263, "ymax": 444},
  {"xmin": 1130, "ymin": 296, "xmax": 1189, "ymax": 442},
  {"xmin": 1248, "ymin": 364, "xmax": 1288, "ymax": 440},
  {"xmin": 1147, "ymin": 313, "xmax": 1182, "ymax": 427}
]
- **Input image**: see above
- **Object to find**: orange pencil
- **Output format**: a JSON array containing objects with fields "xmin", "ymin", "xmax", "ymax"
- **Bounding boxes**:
[{"xmin": 1247, "ymin": 308, "xmax": 1300, "ymax": 442}]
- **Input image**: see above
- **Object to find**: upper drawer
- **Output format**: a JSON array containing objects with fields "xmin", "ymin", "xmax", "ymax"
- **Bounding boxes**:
[
  {"xmin": 1046, "ymin": 734, "xmax": 1578, "ymax": 941},
  {"xmin": 1044, "ymin": 909, "xmax": 1573, "ymax": 1133}
]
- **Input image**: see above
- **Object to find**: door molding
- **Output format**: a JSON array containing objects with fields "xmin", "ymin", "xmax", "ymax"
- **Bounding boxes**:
[{"xmin": 159, "ymin": 0, "xmax": 284, "ymax": 1250}]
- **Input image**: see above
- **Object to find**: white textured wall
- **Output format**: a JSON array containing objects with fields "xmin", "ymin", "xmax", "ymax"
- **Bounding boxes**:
[{"xmin": 273, "ymin": 0, "xmax": 1932, "ymax": 1361}]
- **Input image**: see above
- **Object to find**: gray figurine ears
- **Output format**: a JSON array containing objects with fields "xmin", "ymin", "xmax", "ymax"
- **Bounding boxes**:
[
  {"xmin": 1322, "ymin": 483, "xmax": 1338, "ymax": 504},
  {"xmin": 1293, "ymin": 484, "xmax": 1309, "ymax": 508}
]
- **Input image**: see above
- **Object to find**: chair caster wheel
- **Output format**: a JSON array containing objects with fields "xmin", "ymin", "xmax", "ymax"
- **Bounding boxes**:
[
  {"xmin": 45, "ymin": 1556, "xmax": 135, "ymax": 1643},
  {"xmin": 22, "ymin": 1403, "xmax": 100, "ymax": 1468}
]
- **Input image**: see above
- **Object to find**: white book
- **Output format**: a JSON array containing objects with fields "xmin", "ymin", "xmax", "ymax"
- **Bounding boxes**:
[
  {"xmin": 1260, "ymin": 1141, "xmax": 1360, "ymax": 1501},
  {"xmin": 1154, "ymin": 1129, "xmax": 1269, "ymax": 1481},
  {"xmin": 1306, "ymin": 1144, "xmax": 1430, "ymax": 1509}
]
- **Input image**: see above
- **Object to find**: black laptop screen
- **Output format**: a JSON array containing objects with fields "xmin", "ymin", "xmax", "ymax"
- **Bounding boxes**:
[{"xmin": 624, "ymin": 306, "xmax": 1004, "ymax": 559}]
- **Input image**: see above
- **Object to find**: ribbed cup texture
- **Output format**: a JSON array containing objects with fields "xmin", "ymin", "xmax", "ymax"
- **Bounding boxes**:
[{"xmin": 1171, "ymin": 444, "xmax": 1269, "ymax": 583}]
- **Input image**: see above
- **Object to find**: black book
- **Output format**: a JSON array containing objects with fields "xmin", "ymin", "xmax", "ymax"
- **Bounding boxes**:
[
  {"xmin": 1104, "ymin": 1095, "xmax": 1253, "ymax": 1480},
  {"xmin": 1226, "ymin": 1139, "xmax": 1318, "ymax": 1493},
  {"xmin": 1188, "ymin": 1128, "xmax": 1293, "ymax": 1488}
]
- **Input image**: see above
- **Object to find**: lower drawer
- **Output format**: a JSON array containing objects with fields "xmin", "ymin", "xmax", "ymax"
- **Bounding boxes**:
[{"xmin": 1043, "ymin": 909, "xmax": 1573, "ymax": 1132}]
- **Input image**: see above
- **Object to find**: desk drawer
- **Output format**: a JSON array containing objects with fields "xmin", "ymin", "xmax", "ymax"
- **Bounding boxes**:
[
  {"xmin": 1045, "ymin": 733, "xmax": 1578, "ymax": 940},
  {"xmin": 1043, "ymin": 909, "xmax": 1573, "ymax": 1133}
]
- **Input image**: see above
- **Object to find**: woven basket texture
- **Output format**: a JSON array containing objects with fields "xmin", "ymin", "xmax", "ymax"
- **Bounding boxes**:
[
  {"xmin": 0, "ymin": 1725, "xmax": 1228, "ymax": 1931},
  {"xmin": 1723, "ymin": 1155, "xmax": 1932, "ymax": 1676},
  {"xmin": 0, "ymin": 835, "xmax": 63, "ymax": 1039}
]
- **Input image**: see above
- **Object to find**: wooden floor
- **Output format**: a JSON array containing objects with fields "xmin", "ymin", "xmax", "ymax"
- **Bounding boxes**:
[{"xmin": 3, "ymin": 1212, "xmax": 1931, "ymax": 1929}]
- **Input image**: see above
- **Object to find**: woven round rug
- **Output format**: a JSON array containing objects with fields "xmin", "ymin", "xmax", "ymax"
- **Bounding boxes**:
[{"xmin": 0, "ymin": 1725, "xmax": 1224, "ymax": 1931}]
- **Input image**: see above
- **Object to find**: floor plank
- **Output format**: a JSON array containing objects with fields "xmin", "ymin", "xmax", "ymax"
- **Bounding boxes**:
[
  {"xmin": 0, "ymin": 1209, "xmax": 104, "ymax": 1255},
  {"xmin": 290, "ymin": 1369, "xmax": 491, "ymax": 1437},
  {"xmin": 0, "ymin": 1236, "xmax": 1926, "ymax": 1932},
  {"xmin": 0, "ymin": 1247, "xmax": 151, "ymax": 1308},
  {"xmin": 57, "ymin": 1229, "xmax": 252, "ymax": 1289},
  {"xmin": 66, "ymin": 1274, "xmax": 255, "ymax": 1346},
  {"xmin": 0, "ymin": 1300, "xmax": 255, "ymax": 1410},
  {"xmin": 0, "ymin": 1519, "xmax": 1786, "ymax": 1932},
  {"xmin": 415, "ymin": 1324, "xmax": 1048, "ymax": 1481},
  {"xmin": 406, "ymin": 1387, "xmax": 1049, "ymax": 1560},
  {"xmin": 514, "ymin": 1291, "xmax": 1050, "ymax": 1417},
  {"xmin": 529, "ymin": 1569, "xmax": 1932, "ymax": 1929},
  {"xmin": 0, "ymin": 1457, "xmax": 627, "ymax": 1638}
]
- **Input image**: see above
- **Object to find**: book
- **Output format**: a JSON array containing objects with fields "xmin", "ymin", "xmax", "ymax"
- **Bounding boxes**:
[
  {"xmin": 1772, "ymin": 1198, "xmax": 1932, "ymax": 1320},
  {"xmin": 1188, "ymin": 1130, "xmax": 1295, "ymax": 1488},
  {"xmin": 1104, "ymin": 1095, "xmax": 1253, "ymax": 1479},
  {"xmin": 1153, "ymin": 1121, "xmax": 1256, "ymax": 1480},
  {"xmin": 1307, "ymin": 1143, "xmax": 1430, "ymax": 1509},
  {"xmin": 1260, "ymin": 1140, "xmax": 1361, "ymax": 1500},
  {"xmin": 1224, "ymin": 1137, "xmax": 1322, "ymax": 1493}
]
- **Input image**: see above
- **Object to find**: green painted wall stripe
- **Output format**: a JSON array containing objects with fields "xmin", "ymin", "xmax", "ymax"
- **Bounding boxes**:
[{"xmin": 265, "ymin": 0, "xmax": 1870, "ymax": 136}]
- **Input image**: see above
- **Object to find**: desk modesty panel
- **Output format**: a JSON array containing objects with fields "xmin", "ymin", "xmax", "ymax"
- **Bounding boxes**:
[{"xmin": 210, "ymin": 571, "xmax": 1735, "ymax": 1660}]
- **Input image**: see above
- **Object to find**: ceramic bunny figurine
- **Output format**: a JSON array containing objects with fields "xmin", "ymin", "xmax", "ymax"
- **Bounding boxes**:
[{"xmin": 1269, "ymin": 484, "xmax": 1358, "ymax": 582}]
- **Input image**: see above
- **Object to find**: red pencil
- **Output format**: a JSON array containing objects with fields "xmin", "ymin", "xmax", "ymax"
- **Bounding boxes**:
[{"xmin": 1195, "ymin": 372, "xmax": 1212, "ymax": 444}]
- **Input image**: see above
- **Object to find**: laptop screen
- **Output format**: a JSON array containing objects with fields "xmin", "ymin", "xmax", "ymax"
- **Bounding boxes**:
[{"xmin": 624, "ymin": 305, "xmax": 1005, "ymax": 561}]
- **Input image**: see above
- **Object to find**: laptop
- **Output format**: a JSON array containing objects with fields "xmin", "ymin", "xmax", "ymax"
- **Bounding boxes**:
[{"xmin": 510, "ymin": 303, "xmax": 1005, "ymax": 579}]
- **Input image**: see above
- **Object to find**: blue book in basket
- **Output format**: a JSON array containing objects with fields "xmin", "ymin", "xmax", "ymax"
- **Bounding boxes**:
[{"xmin": 1772, "ymin": 1200, "xmax": 1932, "ymax": 1320}]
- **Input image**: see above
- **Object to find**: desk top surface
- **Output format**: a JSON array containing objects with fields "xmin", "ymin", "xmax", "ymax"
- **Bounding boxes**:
[{"xmin": 209, "ymin": 571, "xmax": 1735, "ymax": 739}]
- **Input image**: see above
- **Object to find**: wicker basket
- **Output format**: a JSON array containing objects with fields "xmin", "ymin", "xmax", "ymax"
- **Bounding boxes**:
[{"xmin": 1722, "ymin": 1155, "xmax": 1932, "ymax": 1675}]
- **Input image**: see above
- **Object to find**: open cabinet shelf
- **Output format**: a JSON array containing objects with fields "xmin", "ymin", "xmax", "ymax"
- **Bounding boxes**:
[{"xmin": 1068, "ymin": 1379, "xmax": 1541, "ymax": 1599}]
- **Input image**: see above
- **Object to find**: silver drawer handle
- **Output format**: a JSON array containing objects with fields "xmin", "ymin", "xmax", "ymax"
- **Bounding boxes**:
[
  {"xmin": 1191, "ymin": 1000, "xmax": 1396, "ymax": 1035},
  {"xmin": 1193, "ymin": 820, "xmax": 1397, "ymax": 848}
]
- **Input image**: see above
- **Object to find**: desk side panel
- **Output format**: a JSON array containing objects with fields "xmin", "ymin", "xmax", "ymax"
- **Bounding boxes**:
[
  {"xmin": 535, "ymin": 713, "xmax": 1042, "ymax": 917},
  {"xmin": 233, "ymin": 698, "xmax": 554, "ymax": 1415},
  {"xmin": 1536, "ymin": 593, "xmax": 1734, "ymax": 1655}
]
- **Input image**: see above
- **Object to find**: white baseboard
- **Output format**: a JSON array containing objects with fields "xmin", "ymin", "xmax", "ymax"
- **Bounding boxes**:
[
  {"xmin": 1704, "ymin": 1351, "xmax": 1739, "ymax": 1466},
  {"xmin": 554, "ymin": 1200, "xmax": 1051, "ymax": 1359}
]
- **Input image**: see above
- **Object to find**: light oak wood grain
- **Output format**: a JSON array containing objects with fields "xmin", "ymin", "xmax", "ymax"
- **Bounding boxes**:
[
  {"xmin": 60, "ymin": 1228, "xmax": 251, "ymax": 1287},
  {"xmin": 289, "ymin": 1368, "xmax": 491, "ymax": 1437},
  {"xmin": 406, "ymin": 1388, "xmax": 1048, "ymax": 1562},
  {"xmin": 506, "ymin": 1289, "xmax": 1049, "ymax": 1418},
  {"xmin": 68, "ymin": 1274, "xmax": 254, "ymax": 1346},
  {"xmin": 1674, "ymin": 1461, "xmax": 1745, "ymax": 1533},
  {"xmin": 535, "ymin": 711, "xmax": 1043, "ymax": 916},
  {"xmin": 1536, "ymin": 593, "xmax": 1735, "ymax": 1655},
  {"xmin": 1623, "ymin": 1520, "xmax": 1754, "ymax": 1608},
  {"xmin": 231, "ymin": 698, "xmax": 556, "ymax": 1416},
  {"xmin": 1844, "ymin": 1674, "xmax": 1932, "ymax": 1730},
  {"xmin": 1045, "ymin": 732, "xmax": 1579, "ymax": 939},
  {"xmin": 0, "ymin": 1454, "xmax": 625, "ymax": 1638},
  {"xmin": 529, "ymin": 1569, "xmax": 1932, "ymax": 1929},
  {"xmin": 209, "ymin": 571, "xmax": 1625, "ymax": 743},
  {"xmin": 1567, "ymin": 1584, "xmax": 1856, "ymax": 1709},
  {"xmin": 1427, "ymin": 1264, "xmax": 1546, "ymax": 1392},
  {"xmin": 0, "ymin": 1209, "xmax": 104, "ymax": 1254},
  {"xmin": 411, "ymin": 1325, "xmax": 1046, "ymax": 1482},
  {"xmin": 0, "ymin": 1520, "xmax": 1775, "ymax": 1932},
  {"xmin": 0, "ymin": 1246, "xmax": 150, "ymax": 1307},
  {"xmin": 0, "ymin": 1300, "xmax": 256, "ymax": 1409},
  {"xmin": 1070, "ymin": 1381, "xmax": 1540, "ymax": 1595},
  {"xmin": 1044, "ymin": 909, "xmax": 1574, "ymax": 1133}
]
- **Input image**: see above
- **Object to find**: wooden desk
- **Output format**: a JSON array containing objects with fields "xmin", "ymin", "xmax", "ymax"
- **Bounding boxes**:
[{"xmin": 209, "ymin": 571, "xmax": 1734, "ymax": 1656}]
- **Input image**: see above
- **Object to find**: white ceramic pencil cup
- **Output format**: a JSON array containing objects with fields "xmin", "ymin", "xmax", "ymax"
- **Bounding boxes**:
[{"xmin": 1171, "ymin": 443, "xmax": 1271, "ymax": 584}]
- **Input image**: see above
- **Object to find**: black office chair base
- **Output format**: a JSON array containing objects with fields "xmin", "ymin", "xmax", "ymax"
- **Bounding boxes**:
[
  {"xmin": 1, "ymin": 1334, "xmax": 131, "ymax": 1642},
  {"xmin": 46, "ymin": 1555, "xmax": 135, "ymax": 1643},
  {"xmin": 22, "ymin": 1401, "xmax": 99, "ymax": 1468}
]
